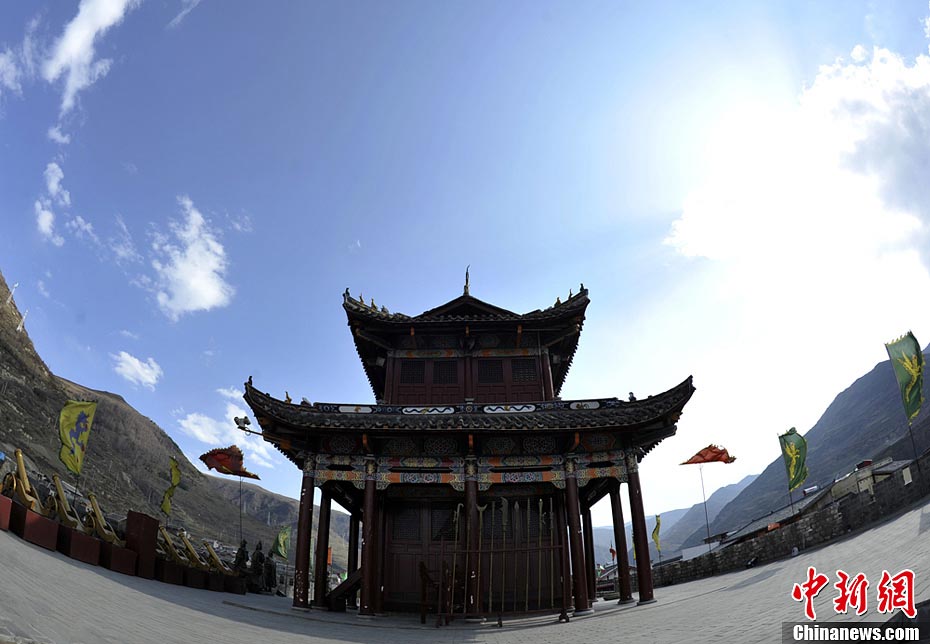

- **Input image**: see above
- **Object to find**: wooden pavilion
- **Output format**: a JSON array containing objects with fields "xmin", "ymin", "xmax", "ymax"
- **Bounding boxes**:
[{"xmin": 243, "ymin": 282, "xmax": 694, "ymax": 620}]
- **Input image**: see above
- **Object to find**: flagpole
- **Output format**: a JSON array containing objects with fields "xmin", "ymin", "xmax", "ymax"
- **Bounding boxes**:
[
  {"xmin": 699, "ymin": 464, "xmax": 711, "ymax": 553},
  {"xmin": 907, "ymin": 421, "xmax": 921, "ymax": 473},
  {"xmin": 239, "ymin": 475, "xmax": 243, "ymax": 542}
]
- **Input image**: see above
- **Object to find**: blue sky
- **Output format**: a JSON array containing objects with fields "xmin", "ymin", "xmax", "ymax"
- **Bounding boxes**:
[{"xmin": 4, "ymin": 1, "xmax": 930, "ymax": 527}]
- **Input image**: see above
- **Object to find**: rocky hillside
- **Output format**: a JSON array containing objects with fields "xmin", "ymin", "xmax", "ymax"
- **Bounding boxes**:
[{"xmin": 0, "ymin": 270, "xmax": 350, "ymax": 567}]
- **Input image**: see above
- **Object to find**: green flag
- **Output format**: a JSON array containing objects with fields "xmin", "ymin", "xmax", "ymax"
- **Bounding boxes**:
[
  {"xmin": 271, "ymin": 525, "xmax": 290, "ymax": 559},
  {"xmin": 652, "ymin": 515, "xmax": 661, "ymax": 554},
  {"xmin": 885, "ymin": 331, "xmax": 924, "ymax": 423},
  {"xmin": 779, "ymin": 428, "xmax": 808, "ymax": 492},
  {"xmin": 160, "ymin": 457, "xmax": 181, "ymax": 516},
  {"xmin": 58, "ymin": 401, "xmax": 97, "ymax": 475}
]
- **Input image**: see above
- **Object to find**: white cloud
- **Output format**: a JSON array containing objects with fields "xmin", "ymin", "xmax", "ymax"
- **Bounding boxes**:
[
  {"xmin": 216, "ymin": 386, "xmax": 242, "ymax": 400},
  {"xmin": 37, "ymin": 280, "xmax": 50, "ymax": 298},
  {"xmin": 177, "ymin": 395, "xmax": 277, "ymax": 470},
  {"xmin": 109, "ymin": 214, "xmax": 142, "ymax": 263},
  {"xmin": 0, "ymin": 48, "xmax": 22, "ymax": 97},
  {"xmin": 66, "ymin": 215, "xmax": 100, "ymax": 243},
  {"xmin": 47, "ymin": 125, "xmax": 71, "ymax": 144},
  {"xmin": 643, "ymin": 42, "xmax": 930, "ymax": 514},
  {"xmin": 111, "ymin": 350, "xmax": 163, "ymax": 390},
  {"xmin": 168, "ymin": 0, "xmax": 203, "ymax": 29},
  {"xmin": 42, "ymin": 0, "xmax": 140, "ymax": 114},
  {"xmin": 34, "ymin": 199, "xmax": 64, "ymax": 246},
  {"xmin": 151, "ymin": 196, "xmax": 234, "ymax": 320},
  {"xmin": 44, "ymin": 162, "xmax": 70, "ymax": 207},
  {"xmin": 119, "ymin": 329, "xmax": 139, "ymax": 339}
]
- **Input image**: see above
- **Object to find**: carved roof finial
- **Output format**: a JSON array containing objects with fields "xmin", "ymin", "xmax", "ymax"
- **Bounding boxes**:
[
  {"xmin": 343, "ymin": 287, "xmax": 350, "ymax": 302},
  {"xmin": 464, "ymin": 265, "xmax": 470, "ymax": 295}
]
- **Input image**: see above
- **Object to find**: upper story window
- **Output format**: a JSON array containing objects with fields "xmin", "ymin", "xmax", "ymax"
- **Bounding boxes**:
[
  {"xmin": 399, "ymin": 360, "xmax": 425, "ymax": 384},
  {"xmin": 477, "ymin": 359, "xmax": 504, "ymax": 384},
  {"xmin": 511, "ymin": 358, "xmax": 538, "ymax": 383},
  {"xmin": 432, "ymin": 360, "xmax": 458, "ymax": 384}
]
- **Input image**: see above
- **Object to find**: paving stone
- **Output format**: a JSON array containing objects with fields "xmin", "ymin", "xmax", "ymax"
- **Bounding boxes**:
[{"xmin": 1, "ymin": 498, "xmax": 929, "ymax": 643}]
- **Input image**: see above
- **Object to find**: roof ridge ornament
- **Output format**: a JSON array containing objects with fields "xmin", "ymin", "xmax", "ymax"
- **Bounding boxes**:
[{"xmin": 464, "ymin": 265, "xmax": 470, "ymax": 295}]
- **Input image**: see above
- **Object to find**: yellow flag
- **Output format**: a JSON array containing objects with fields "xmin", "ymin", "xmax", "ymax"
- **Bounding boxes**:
[
  {"xmin": 58, "ymin": 401, "xmax": 97, "ymax": 475},
  {"xmin": 652, "ymin": 515, "xmax": 661, "ymax": 554},
  {"xmin": 160, "ymin": 457, "xmax": 181, "ymax": 516}
]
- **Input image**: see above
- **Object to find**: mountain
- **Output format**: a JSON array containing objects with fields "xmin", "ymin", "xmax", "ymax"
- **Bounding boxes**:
[
  {"xmin": 661, "ymin": 474, "xmax": 756, "ymax": 555},
  {"xmin": 0, "ymin": 269, "xmax": 350, "ymax": 567},
  {"xmin": 591, "ymin": 474, "xmax": 756, "ymax": 564},
  {"xmin": 695, "ymin": 350, "xmax": 930, "ymax": 544},
  {"xmin": 592, "ymin": 507, "xmax": 688, "ymax": 565}
]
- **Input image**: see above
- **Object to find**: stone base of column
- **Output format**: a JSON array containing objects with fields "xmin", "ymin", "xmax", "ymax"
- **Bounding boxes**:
[
  {"xmin": 573, "ymin": 607, "xmax": 594, "ymax": 615},
  {"xmin": 465, "ymin": 616, "xmax": 486, "ymax": 624},
  {"xmin": 618, "ymin": 597, "xmax": 636, "ymax": 605},
  {"xmin": 637, "ymin": 597, "xmax": 657, "ymax": 606}
]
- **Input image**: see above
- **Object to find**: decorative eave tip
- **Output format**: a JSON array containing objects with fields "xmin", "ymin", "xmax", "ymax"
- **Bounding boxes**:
[{"xmin": 464, "ymin": 265, "xmax": 470, "ymax": 295}]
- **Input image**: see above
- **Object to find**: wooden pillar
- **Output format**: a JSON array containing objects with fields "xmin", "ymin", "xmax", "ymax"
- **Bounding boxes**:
[
  {"xmin": 555, "ymin": 492, "xmax": 573, "ymax": 613},
  {"xmin": 608, "ymin": 480, "xmax": 634, "ymax": 604},
  {"xmin": 293, "ymin": 454, "xmax": 316, "ymax": 609},
  {"xmin": 627, "ymin": 451, "xmax": 655, "ymax": 604},
  {"xmin": 313, "ymin": 489, "xmax": 332, "ymax": 606},
  {"xmin": 464, "ymin": 457, "xmax": 482, "ymax": 621},
  {"xmin": 582, "ymin": 505, "xmax": 596, "ymax": 604},
  {"xmin": 564, "ymin": 458, "xmax": 592, "ymax": 614},
  {"xmin": 374, "ymin": 492, "xmax": 385, "ymax": 615},
  {"xmin": 541, "ymin": 348, "xmax": 555, "ymax": 400},
  {"xmin": 347, "ymin": 513, "xmax": 360, "ymax": 609},
  {"xmin": 359, "ymin": 458, "xmax": 377, "ymax": 617}
]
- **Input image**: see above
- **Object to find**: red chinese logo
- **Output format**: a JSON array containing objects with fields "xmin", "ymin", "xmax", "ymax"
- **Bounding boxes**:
[
  {"xmin": 791, "ymin": 566, "xmax": 830, "ymax": 620},
  {"xmin": 876, "ymin": 569, "xmax": 916, "ymax": 619},
  {"xmin": 833, "ymin": 570, "xmax": 869, "ymax": 615},
  {"xmin": 792, "ymin": 567, "xmax": 916, "ymax": 620}
]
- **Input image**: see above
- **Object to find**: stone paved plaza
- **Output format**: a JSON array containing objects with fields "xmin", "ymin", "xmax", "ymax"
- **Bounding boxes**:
[{"xmin": 2, "ymin": 497, "xmax": 930, "ymax": 644}]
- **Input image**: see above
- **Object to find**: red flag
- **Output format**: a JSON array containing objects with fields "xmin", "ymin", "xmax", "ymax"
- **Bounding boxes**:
[
  {"xmin": 199, "ymin": 445, "xmax": 261, "ymax": 479},
  {"xmin": 681, "ymin": 444, "xmax": 736, "ymax": 465},
  {"xmin": 609, "ymin": 545, "xmax": 617, "ymax": 561}
]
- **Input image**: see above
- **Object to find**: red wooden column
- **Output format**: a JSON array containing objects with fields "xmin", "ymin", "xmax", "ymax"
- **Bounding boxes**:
[
  {"xmin": 626, "ymin": 450, "xmax": 655, "ymax": 604},
  {"xmin": 582, "ymin": 505, "xmax": 596, "ymax": 604},
  {"xmin": 347, "ymin": 513, "xmax": 360, "ymax": 609},
  {"xmin": 359, "ymin": 458, "xmax": 377, "ymax": 617},
  {"xmin": 464, "ymin": 456, "xmax": 483, "ymax": 621},
  {"xmin": 313, "ymin": 489, "xmax": 333, "ymax": 606},
  {"xmin": 374, "ymin": 493, "xmax": 385, "ymax": 615},
  {"xmin": 564, "ymin": 457, "xmax": 592, "ymax": 615},
  {"xmin": 293, "ymin": 453, "xmax": 316, "ymax": 609},
  {"xmin": 555, "ymin": 493, "xmax": 573, "ymax": 615},
  {"xmin": 608, "ymin": 479, "xmax": 634, "ymax": 604}
]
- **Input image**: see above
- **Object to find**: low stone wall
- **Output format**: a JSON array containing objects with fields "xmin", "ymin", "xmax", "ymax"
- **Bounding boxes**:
[{"xmin": 651, "ymin": 451, "xmax": 930, "ymax": 588}]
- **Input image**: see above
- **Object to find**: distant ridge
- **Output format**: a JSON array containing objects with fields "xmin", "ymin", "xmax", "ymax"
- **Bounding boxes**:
[{"xmin": 687, "ymin": 348, "xmax": 930, "ymax": 547}]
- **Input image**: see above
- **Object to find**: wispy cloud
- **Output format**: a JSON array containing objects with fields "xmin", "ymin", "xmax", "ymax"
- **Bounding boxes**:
[
  {"xmin": 151, "ymin": 196, "xmax": 234, "ymax": 320},
  {"xmin": 109, "ymin": 214, "xmax": 142, "ymax": 264},
  {"xmin": 111, "ymin": 350, "xmax": 163, "ymax": 390},
  {"xmin": 0, "ymin": 48, "xmax": 22, "ymax": 98},
  {"xmin": 47, "ymin": 125, "xmax": 71, "ymax": 144},
  {"xmin": 66, "ymin": 215, "xmax": 100, "ymax": 244},
  {"xmin": 44, "ymin": 162, "xmax": 70, "ymax": 207},
  {"xmin": 34, "ymin": 199, "xmax": 64, "ymax": 246},
  {"xmin": 42, "ymin": 0, "xmax": 140, "ymax": 114},
  {"xmin": 0, "ymin": 16, "xmax": 41, "ymax": 105},
  {"xmin": 119, "ymin": 329, "xmax": 139, "ymax": 340},
  {"xmin": 37, "ymin": 279, "xmax": 50, "ymax": 298},
  {"xmin": 168, "ymin": 0, "xmax": 203, "ymax": 29}
]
